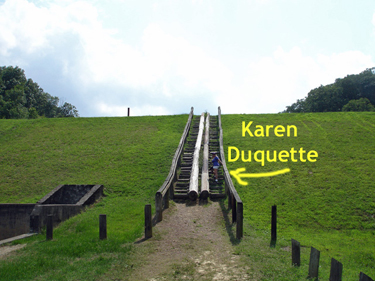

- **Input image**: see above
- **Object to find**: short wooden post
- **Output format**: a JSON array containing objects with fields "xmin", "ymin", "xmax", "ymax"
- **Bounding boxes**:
[
  {"xmin": 270, "ymin": 205, "xmax": 277, "ymax": 247},
  {"xmin": 236, "ymin": 202, "xmax": 243, "ymax": 240},
  {"xmin": 232, "ymin": 197, "xmax": 237, "ymax": 223},
  {"xmin": 46, "ymin": 214, "xmax": 53, "ymax": 240},
  {"xmin": 99, "ymin": 214, "xmax": 107, "ymax": 240},
  {"xmin": 145, "ymin": 204, "xmax": 152, "ymax": 239},
  {"xmin": 127, "ymin": 107, "xmax": 130, "ymax": 116},
  {"xmin": 164, "ymin": 192, "xmax": 169, "ymax": 209},
  {"xmin": 228, "ymin": 191, "xmax": 232, "ymax": 210},
  {"xmin": 155, "ymin": 192, "xmax": 163, "ymax": 222},
  {"xmin": 359, "ymin": 272, "xmax": 374, "ymax": 281},
  {"xmin": 330, "ymin": 258, "xmax": 343, "ymax": 281},
  {"xmin": 291, "ymin": 239, "xmax": 301, "ymax": 266},
  {"xmin": 308, "ymin": 247, "xmax": 320, "ymax": 280}
]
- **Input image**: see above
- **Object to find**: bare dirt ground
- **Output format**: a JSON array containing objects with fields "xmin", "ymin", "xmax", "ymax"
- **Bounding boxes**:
[
  {"xmin": 0, "ymin": 244, "xmax": 26, "ymax": 260},
  {"xmin": 126, "ymin": 200, "xmax": 254, "ymax": 281}
]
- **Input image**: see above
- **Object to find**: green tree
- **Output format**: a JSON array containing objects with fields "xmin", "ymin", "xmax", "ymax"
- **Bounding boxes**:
[
  {"xmin": 57, "ymin": 102, "xmax": 79, "ymax": 117},
  {"xmin": 342, "ymin": 98, "xmax": 375, "ymax": 112},
  {"xmin": 284, "ymin": 67, "xmax": 375, "ymax": 113},
  {"xmin": 0, "ymin": 66, "xmax": 79, "ymax": 119}
]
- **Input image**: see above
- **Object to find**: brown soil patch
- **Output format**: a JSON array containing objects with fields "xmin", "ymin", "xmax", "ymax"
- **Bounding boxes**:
[
  {"xmin": 0, "ymin": 244, "xmax": 26, "ymax": 260},
  {"xmin": 126, "ymin": 200, "xmax": 251, "ymax": 280}
]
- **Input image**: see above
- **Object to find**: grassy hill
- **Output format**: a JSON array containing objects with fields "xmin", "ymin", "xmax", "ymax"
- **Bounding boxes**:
[
  {"xmin": 222, "ymin": 112, "xmax": 375, "ymax": 280},
  {"xmin": 0, "ymin": 112, "xmax": 374, "ymax": 280},
  {"xmin": 0, "ymin": 115, "xmax": 188, "ymax": 280}
]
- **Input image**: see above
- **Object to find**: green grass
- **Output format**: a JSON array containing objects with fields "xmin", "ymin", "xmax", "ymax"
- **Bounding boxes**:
[
  {"xmin": 0, "ymin": 115, "xmax": 188, "ymax": 280},
  {"xmin": 222, "ymin": 112, "xmax": 375, "ymax": 280},
  {"xmin": 1, "ymin": 112, "xmax": 374, "ymax": 280}
]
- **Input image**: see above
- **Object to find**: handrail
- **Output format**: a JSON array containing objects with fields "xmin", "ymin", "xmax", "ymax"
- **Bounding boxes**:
[
  {"xmin": 218, "ymin": 106, "xmax": 243, "ymax": 239},
  {"xmin": 155, "ymin": 107, "xmax": 194, "ymax": 222}
]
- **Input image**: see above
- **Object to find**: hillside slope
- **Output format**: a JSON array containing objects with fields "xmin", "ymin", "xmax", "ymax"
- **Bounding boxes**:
[
  {"xmin": 222, "ymin": 112, "xmax": 375, "ymax": 280},
  {"xmin": 0, "ymin": 115, "xmax": 188, "ymax": 280}
]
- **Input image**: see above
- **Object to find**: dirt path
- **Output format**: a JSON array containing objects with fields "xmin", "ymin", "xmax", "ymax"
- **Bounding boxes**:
[{"xmin": 126, "ymin": 200, "xmax": 252, "ymax": 281}]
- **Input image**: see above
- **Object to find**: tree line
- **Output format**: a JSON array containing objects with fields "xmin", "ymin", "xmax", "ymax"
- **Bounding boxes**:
[
  {"xmin": 0, "ymin": 66, "xmax": 79, "ymax": 119},
  {"xmin": 284, "ymin": 67, "xmax": 375, "ymax": 113}
]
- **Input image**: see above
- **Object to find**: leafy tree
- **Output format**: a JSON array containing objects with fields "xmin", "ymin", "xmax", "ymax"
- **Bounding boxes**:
[
  {"xmin": 57, "ymin": 102, "xmax": 79, "ymax": 117},
  {"xmin": 0, "ymin": 66, "xmax": 79, "ymax": 119},
  {"xmin": 342, "ymin": 98, "xmax": 375, "ymax": 112},
  {"xmin": 284, "ymin": 67, "xmax": 375, "ymax": 113}
]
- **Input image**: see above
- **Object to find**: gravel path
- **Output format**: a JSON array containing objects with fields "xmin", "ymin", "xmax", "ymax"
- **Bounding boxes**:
[{"xmin": 127, "ymin": 200, "xmax": 252, "ymax": 280}]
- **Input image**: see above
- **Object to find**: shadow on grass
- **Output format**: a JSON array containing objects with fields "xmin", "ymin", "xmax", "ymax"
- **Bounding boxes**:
[{"xmin": 218, "ymin": 199, "xmax": 241, "ymax": 245}]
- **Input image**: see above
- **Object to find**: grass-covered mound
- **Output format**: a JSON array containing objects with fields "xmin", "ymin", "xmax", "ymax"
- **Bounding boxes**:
[
  {"xmin": 0, "ymin": 115, "xmax": 187, "ymax": 280},
  {"xmin": 222, "ymin": 112, "xmax": 375, "ymax": 280}
]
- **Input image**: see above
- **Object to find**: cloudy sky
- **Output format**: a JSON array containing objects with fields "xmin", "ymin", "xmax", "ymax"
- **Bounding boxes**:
[{"xmin": 1, "ymin": 0, "xmax": 374, "ymax": 117}]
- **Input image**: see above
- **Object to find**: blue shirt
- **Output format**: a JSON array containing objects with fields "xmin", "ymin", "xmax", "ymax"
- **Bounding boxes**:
[{"xmin": 212, "ymin": 156, "xmax": 220, "ymax": 166}]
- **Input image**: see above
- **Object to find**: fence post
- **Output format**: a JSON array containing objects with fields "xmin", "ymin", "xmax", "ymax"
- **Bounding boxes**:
[
  {"xmin": 164, "ymin": 191, "xmax": 169, "ymax": 209},
  {"xmin": 359, "ymin": 272, "xmax": 374, "ymax": 281},
  {"xmin": 228, "ymin": 191, "xmax": 232, "ymax": 210},
  {"xmin": 99, "ymin": 214, "xmax": 107, "ymax": 240},
  {"xmin": 155, "ymin": 192, "xmax": 163, "ymax": 222},
  {"xmin": 330, "ymin": 258, "xmax": 343, "ymax": 281},
  {"xmin": 271, "ymin": 205, "xmax": 277, "ymax": 247},
  {"xmin": 308, "ymin": 247, "xmax": 320, "ymax": 280},
  {"xmin": 46, "ymin": 214, "xmax": 53, "ymax": 240},
  {"xmin": 145, "ymin": 204, "xmax": 152, "ymax": 239},
  {"xmin": 236, "ymin": 202, "xmax": 243, "ymax": 240},
  {"xmin": 292, "ymin": 239, "xmax": 301, "ymax": 266},
  {"xmin": 232, "ymin": 197, "xmax": 237, "ymax": 223}
]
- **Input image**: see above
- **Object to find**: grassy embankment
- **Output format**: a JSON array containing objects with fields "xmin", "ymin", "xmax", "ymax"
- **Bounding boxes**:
[
  {"xmin": 222, "ymin": 112, "xmax": 375, "ymax": 280},
  {"xmin": 0, "ymin": 115, "xmax": 188, "ymax": 280}
]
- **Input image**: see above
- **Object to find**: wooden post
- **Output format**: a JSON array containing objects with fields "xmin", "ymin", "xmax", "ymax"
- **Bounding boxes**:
[
  {"xmin": 330, "ymin": 258, "xmax": 343, "ymax": 281},
  {"xmin": 228, "ymin": 191, "xmax": 232, "ymax": 209},
  {"xmin": 155, "ymin": 192, "xmax": 163, "ymax": 222},
  {"xmin": 145, "ymin": 204, "xmax": 152, "ymax": 239},
  {"xmin": 359, "ymin": 272, "xmax": 374, "ymax": 281},
  {"xmin": 308, "ymin": 247, "xmax": 320, "ymax": 280},
  {"xmin": 127, "ymin": 107, "xmax": 130, "ymax": 116},
  {"xmin": 232, "ymin": 197, "xmax": 237, "ymax": 223},
  {"xmin": 291, "ymin": 239, "xmax": 301, "ymax": 266},
  {"xmin": 271, "ymin": 205, "xmax": 277, "ymax": 247},
  {"xmin": 164, "ymin": 192, "xmax": 169, "ymax": 209},
  {"xmin": 236, "ymin": 202, "xmax": 243, "ymax": 240},
  {"xmin": 46, "ymin": 214, "xmax": 53, "ymax": 240},
  {"xmin": 99, "ymin": 214, "xmax": 107, "ymax": 240}
]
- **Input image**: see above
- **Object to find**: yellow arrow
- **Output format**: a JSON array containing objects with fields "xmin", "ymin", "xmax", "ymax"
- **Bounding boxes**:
[{"xmin": 230, "ymin": 167, "xmax": 291, "ymax": 185}]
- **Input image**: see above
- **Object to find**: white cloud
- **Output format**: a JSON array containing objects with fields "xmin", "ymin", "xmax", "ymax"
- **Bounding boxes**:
[
  {"xmin": 1, "ymin": 0, "xmax": 373, "ymax": 117},
  {"xmin": 217, "ymin": 47, "xmax": 374, "ymax": 114}
]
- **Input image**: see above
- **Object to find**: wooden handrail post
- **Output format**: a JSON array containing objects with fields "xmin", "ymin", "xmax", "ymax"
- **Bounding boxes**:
[
  {"xmin": 155, "ymin": 192, "xmax": 163, "ymax": 222},
  {"xmin": 145, "ymin": 204, "xmax": 152, "ymax": 239},
  {"xmin": 236, "ymin": 201, "xmax": 243, "ymax": 239},
  {"xmin": 232, "ymin": 197, "xmax": 237, "ymax": 223}
]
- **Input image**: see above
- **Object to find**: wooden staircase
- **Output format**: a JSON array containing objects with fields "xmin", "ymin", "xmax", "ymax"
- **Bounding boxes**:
[
  {"xmin": 208, "ymin": 115, "xmax": 226, "ymax": 199},
  {"xmin": 173, "ymin": 116, "xmax": 201, "ymax": 199},
  {"xmin": 173, "ymin": 114, "xmax": 225, "ymax": 200}
]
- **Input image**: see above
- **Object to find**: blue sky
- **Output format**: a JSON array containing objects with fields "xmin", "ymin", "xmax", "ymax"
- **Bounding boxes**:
[{"xmin": 1, "ymin": 0, "xmax": 374, "ymax": 116}]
